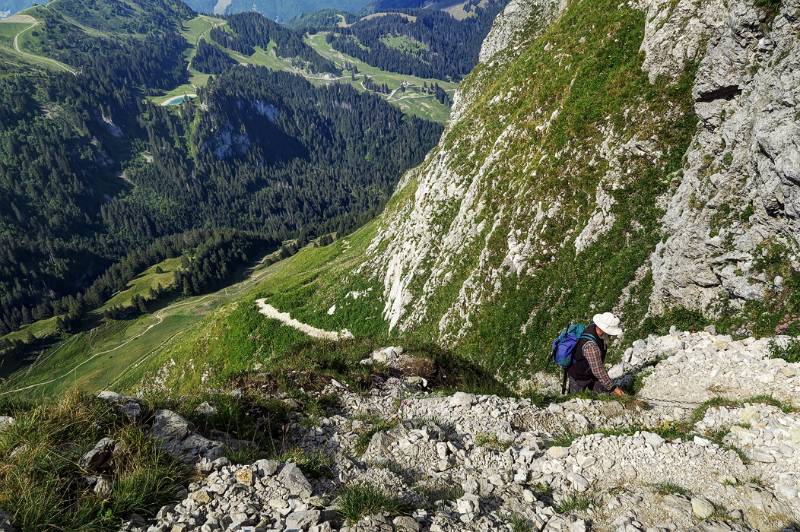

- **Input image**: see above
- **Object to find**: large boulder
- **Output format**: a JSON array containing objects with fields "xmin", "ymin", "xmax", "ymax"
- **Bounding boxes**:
[{"xmin": 150, "ymin": 409, "xmax": 224, "ymax": 464}]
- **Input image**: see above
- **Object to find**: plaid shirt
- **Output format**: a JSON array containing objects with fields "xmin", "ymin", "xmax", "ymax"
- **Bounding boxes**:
[{"xmin": 582, "ymin": 339, "xmax": 614, "ymax": 391}]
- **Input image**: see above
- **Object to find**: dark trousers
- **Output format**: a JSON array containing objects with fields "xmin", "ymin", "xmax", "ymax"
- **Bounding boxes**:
[{"xmin": 568, "ymin": 376, "xmax": 611, "ymax": 394}]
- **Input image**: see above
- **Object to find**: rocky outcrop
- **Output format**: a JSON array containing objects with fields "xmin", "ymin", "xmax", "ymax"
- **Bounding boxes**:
[
  {"xmin": 647, "ymin": 0, "xmax": 800, "ymax": 315},
  {"xmin": 478, "ymin": 0, "xmax": 566, "ymax": 64},
  {"xmin": 150, "ymin": 409, "xmax": 227, "ymax": 465},
  {"xmin": 123, "ymin": 332, "xmax": 800, "ymax": 531},
  {"xmin": 354, "ymin": 0, "xmax": 800, "ymax": 356},
  {"xmin": 612, "ymin": 330, "xmax": 800, "ymax": 405}
]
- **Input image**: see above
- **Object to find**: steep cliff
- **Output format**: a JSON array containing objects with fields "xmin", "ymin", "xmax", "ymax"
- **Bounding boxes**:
[{"xmin": 348, "ymin": 0, "xmax": 799, "ymax": 372}]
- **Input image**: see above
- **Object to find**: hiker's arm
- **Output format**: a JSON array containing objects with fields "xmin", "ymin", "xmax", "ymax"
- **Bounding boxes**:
[{"xmin": 582, "ymin": 342, "xmax": 615, "ymax": 392}]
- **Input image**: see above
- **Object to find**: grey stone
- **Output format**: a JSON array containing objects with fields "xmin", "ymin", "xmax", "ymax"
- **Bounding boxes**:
[
  {"xmin": 450, "ymin": 392, "xmax": 475, "ymax": 408},
  {"xmin": 0, "ymin": 417, "xmax": 14, "ymax": 431},
  {"xmin": 93, "ymin": 477, "xmax": 113, "ymax": 497},
  {"xmin": 151, "ymin": 410, "xmax": 225, "ymax": 464},
  {"xmin": 253, "ymin": 459, "xmax": 279, "ymax": 476},
  {"xmin": 393, "ymin": 516, "xmax": 420, "ymax": 531},
  {"xmin": 277, "ymin": 463, "xmax": 313, "ymax": 498},
  {"xmin": 286, "ymin": 510, "xmax": 320, "ymax": 530},
  {"xmin": 79, "ymin": 437, "xmax": 116, "ymax": 471},
  {"xmin": 546, "ymin": 446, "xmax": 569, "ymax": 459},
  {"xmin": 642, "ymin": 432, "xmax": 665, "ymax": 449},
  {"xmin": 691, "ymin": 497, "xmax": 715, "ymax": 519},
  {"xmin": 194, "ymin": 402, "xmax": 217, "ymax": 416}
]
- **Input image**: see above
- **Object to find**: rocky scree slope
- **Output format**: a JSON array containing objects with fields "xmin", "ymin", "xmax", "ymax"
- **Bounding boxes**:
[
  {"xmin": 67, "ymin": 330, "xmax": 800, "ymax": 531},
  {"xmin": 322, "ymin": 0, "xmax": 800, "ymax": 374}
]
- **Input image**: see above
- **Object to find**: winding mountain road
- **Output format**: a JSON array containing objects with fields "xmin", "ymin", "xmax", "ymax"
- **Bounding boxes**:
[
  {"xmin": 10, "ymin": 17, "xmax": 77, "ymax": 75},
  {"xmin": 0, "ymin": 294, "xmax": 215, "ymax": 397}
]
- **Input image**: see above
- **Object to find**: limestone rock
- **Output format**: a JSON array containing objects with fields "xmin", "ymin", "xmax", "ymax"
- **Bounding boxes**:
[
  {"xmin": 79, "ymin": 437, "xmax": 116, "ymax": 472},
  {"xmin": 277, "ymin": 463, "xmax": 313, "ymax": 498},
  {"xmin": 150, "ymin": 409, "xmax": 225, "ymax": 464},
  {"xmin": 691, "ymin": 496, "xmax": 715, "ymax": 519}
]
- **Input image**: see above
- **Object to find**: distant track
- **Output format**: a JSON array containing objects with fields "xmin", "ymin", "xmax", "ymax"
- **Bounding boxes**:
[
  {"xmin": 0, "ymin": 252, "xmax": 278, "ymax": 396},
  {"xmin": 11, "ymin": 19, "xmax": 77, "ymax": 75},
  {"xmin": 0, "ymin": 294, "xmax": 215, "ymax": 396}
]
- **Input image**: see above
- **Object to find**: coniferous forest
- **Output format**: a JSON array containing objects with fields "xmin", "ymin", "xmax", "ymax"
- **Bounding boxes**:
[
  {"xmin": 325, "ymin": 1, "xmax": 505, "ymax": 80},
  {"xmin": 0, "ymin": 1, "xmax": 442, "ymax": 337}
]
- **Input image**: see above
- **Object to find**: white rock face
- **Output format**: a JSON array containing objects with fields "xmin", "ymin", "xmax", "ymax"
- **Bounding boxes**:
[
  {"xmin": 646, "ymin": 0, "xmax": 800, "ymax": 314},
  {"xmin": 616, "ymin": 330, "xmax": 800, "ymax": 405},
  {"xmin": 478, "ymin": 0, "xmax": 567, "ymax": 63},
  {"xmin": 696, "ymin": 403, "xmax": 800, "ymax": 506},
  {"xmin": 361, "ymin": 0, "xmax": 800, "ymax": 344}
]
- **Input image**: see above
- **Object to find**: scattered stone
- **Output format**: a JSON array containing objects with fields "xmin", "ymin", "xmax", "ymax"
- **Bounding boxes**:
[
  {"xmin": 150, "ymin": 409, "xmax": 225, "ymax": 464},
  {"xmin": 0, "ymin": 417, "xmax": 14, "ymax": 431},
  {"xmin": 234, "ymin": 468, "xmax": 254, "ymax": 486},
  {"xmin": 450, "ymin": 392, "xmax": 475, "ymax": 408},
  {"xmin": 93, "ymin": 477, "xmax": 112, "ymax": 498},
  {"xmin": 277, "ymin": 463, "xmax": 312, "ymax": 498},
  {"xmin": 194, "ymin": 402, "xmax": 217, "ymax": 416},
  {"xmin": 393, "ymin": 516, "xmax": 420, "ymax": 531}
]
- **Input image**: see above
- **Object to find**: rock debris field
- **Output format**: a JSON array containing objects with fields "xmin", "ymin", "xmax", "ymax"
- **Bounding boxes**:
[{"xmin": 93, "ymin": 331, "xmax": 800, "ymax": 530}]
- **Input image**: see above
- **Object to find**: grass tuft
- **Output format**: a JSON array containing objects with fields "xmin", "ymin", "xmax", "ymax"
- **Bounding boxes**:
[
  {"xmin": 653, "ymin": 482, "xmax": 691, "ymax": 497},
  {"xmin": 474, "ymin": 432, "xmax": 512, "ymax": 451},
  {"xmin": 554, "ymin": 492, "xmax": 595, "ymax": 513},
  {"xmin": 337, "ymin": 483, "xmax": 406, "ymax": 523},
  {"xmin": 280, "ymin": 448, "xmax": 334, "ymax": 479},
  {"xmin": 0, "ymin": 391, "xmax": 191, "ymax": 530}
]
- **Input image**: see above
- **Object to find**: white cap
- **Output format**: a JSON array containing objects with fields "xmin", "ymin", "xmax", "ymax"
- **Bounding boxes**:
[{"xmin": 593, "ymin": 312, "xmax": 623, "ymax": 336}]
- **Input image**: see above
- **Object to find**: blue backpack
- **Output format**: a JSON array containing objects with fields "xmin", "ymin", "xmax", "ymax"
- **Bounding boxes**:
[
  {"xmin": 551, "ymin": 323, "xmax": 596, "ymax": 393},
  {"xmin": 551, "ymin": 323, "xmax": 587, "ymax": 367}
]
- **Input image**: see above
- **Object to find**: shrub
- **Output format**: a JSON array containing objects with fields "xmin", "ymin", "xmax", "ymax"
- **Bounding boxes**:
[{"xmin": 769, "ymin": 339, "xmax": 800, "ymax": 364}]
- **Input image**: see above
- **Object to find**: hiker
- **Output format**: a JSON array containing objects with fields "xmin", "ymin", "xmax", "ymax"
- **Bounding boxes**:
[{"xmin": 566, "ymin": 312, "xmax": 627, "ymax": 397}]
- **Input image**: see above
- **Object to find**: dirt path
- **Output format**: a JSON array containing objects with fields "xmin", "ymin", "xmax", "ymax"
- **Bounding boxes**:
[
  {"xmin": 255, "ymin": 299, "xmax": 353, "ymax": 341},
  {"xmin": 0, "ymin": 294, "xmax": 216, "ymax": 396},
  {"xmin": 10, "ymin": 18, "xmax": 76, "ymax": 74}
]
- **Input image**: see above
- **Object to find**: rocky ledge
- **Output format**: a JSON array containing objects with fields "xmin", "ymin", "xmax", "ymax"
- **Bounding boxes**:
[{"xmin": 107, "ymin": 330, "xmax": 800, "ymax": 531}]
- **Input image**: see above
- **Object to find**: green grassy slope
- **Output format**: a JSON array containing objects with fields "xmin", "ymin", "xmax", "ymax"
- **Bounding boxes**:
[
  {"xmin": 0, "ymin": 16, "xmax": 75, "ymax": 73},
  {"xmin": 148, "ymin": 0, "xmax": 700, "ymax": 386},
  {"xmin": 0, "ymin": 229, "xmax": 372, "ymax": 399},
  {"xmin": 363, "ymin": 0, "xmax": 698, "ymax": 375},
  {"xmin": 0, "ymin": 0, "xmax": 691, "ymax": 397},
  {"xmin": 0, "ymin": 0, "xmax": 707, "ymax": 399}
]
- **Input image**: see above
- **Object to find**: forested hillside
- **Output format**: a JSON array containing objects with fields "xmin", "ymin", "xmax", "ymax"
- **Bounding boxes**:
[
  {"xmin": 182, "ymin": 0, "xmax": 372, "ymax": 20},
  {"xmin": 322, "ymin": 1, "xmax": 506, "ymax": 80},
  {"xmin": 0, "ymin": 0, "xmax": 441, "ymax": 337},
  {"xmin": 210, "ymin": 12, "xmax": 339, "ymax": 73}
]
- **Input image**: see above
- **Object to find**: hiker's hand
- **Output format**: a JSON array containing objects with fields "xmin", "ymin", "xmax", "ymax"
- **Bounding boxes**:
[{"xmin": 613, "ymin": 387, "xmax": 626, "ymax": 398}]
